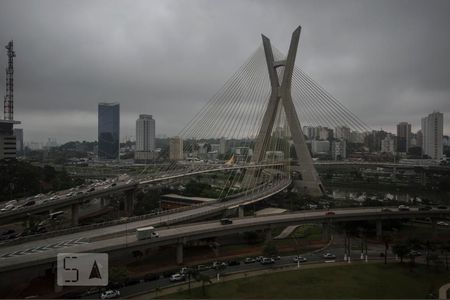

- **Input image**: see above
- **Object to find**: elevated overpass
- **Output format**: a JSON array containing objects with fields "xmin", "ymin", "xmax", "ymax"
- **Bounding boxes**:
[
  {"xmin": 0, "ymin": 163, "xmax": 285, "ymax": 225},
  {"xmin": 0, "ymin": 206, "xmax": 448, "ymax": 276},
  {"xmin": 0, "ymin": 179, "xmax": 291, "ymax": 247}
]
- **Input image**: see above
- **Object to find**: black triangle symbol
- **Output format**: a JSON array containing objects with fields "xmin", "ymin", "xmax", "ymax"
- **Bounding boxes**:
[{"xmin": 89, "ymin": 260, "xmax": 102, "ymax": 279}]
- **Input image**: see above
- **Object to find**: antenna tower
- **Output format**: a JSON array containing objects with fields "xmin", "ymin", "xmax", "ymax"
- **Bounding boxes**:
[{"xmin": 4, "ymin": 40, "xmax": 15, "ymax": 120}]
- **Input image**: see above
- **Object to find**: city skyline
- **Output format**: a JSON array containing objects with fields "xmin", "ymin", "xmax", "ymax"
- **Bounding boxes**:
[{"xmin": 1, "ymin": 0, "xmax": 450, "ymax": 143}]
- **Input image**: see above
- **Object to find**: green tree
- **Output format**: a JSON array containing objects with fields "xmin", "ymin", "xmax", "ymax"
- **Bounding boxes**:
[
  {"xmin": 392, "ymin": 243, "xmax": 409, "ymax": 263},
  {"xmin": 109, "ymin": 266, "xmax": 128, "ymax": 284},
  {"xmin": 382, "ymin": 234, "xmax": 393, "ymax": 264}
]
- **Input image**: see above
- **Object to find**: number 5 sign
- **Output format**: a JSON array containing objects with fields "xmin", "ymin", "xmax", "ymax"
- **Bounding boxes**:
[{"xmin": 57, "ymin": 253, "xmax": 108, "ymax": 286}]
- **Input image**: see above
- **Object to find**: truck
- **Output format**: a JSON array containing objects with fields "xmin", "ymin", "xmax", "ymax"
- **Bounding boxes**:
[{"xmin": 136, "ymin": 226, "xmax": 159, "ymax": 240}]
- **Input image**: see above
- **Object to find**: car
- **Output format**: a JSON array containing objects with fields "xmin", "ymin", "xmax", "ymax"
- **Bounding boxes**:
[
  {"xmin": 293, "ymin": 256, "xmax": 307, "ymax": 263},
  {"xmin": 1, "ymin": 204, "xmax": 15, "ymax": 212},
  {"xmin": 227, "ymin": 260, "xmax": 241, "ymax": 266},
  {"xmin": 220, "ymin": 218, "xmax": 233, "ymax": 225},
  {"xmin": 100, "ymin": 289, "xmax": 120, "ymax": 299},
  {"xmin": 409, "ymin": 250, "xmax": 422, "ymax": 257},
  {"xmin": 271, "ymin": 256, "xmax": 281, "ymax": 261},
  {"xmin": 212, "ymin": 261, "xmax": 227, "ymax": 268},
  {"xmin": 169, "ymin": 273, "xmax": 185, "ymax": 282},
  {"xmin": 255, "ymin": 256, "xmax": 264, "ymax": 262},
  {"xmin": 244, "ymin": 257, "xmax": 256, "ymax": 264},
  {"xmin": 381, "ymin": 208, "xmax": 392, "ymax": 212},
  {"xmin": 260, "ymin": 257, "xmax": 275, "ymax": 265},
  {"xmin": 437, "ymin": 221, "xmax": 449, "ymax": 226},
  {"xmin": 322, "ymin": 253, "xmax": 336, "ymax": 259},
  {"xmin": 398, "ymin": 205, "xmax": 410, "ymax": 211},
  {"xmin": 325, "ymin": 211, "xmax": 335, "ymax": 216}
]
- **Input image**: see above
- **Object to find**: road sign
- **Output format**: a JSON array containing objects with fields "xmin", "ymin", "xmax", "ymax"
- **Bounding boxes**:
[{"xmin": 57, "ymin": 253, "xmax": 108, "ymax": 286}]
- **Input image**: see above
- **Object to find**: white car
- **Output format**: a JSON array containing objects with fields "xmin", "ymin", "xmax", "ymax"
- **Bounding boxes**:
[
  {"xmin": 100, "ymin": 290, "xmax": 120, "ymax": 299},
  {"xmin": 169, "ymin": 273, "xmax": 185, "ymax": 282},
  {"xmin": 1, "ymin": 204, "xmax": 16, "ymax": 212},
  {"xmin": 293, "ymin": 256, "xmax": 307, "ymax": 263},
  {"xmin": 322, "ymin": 253, "xmax": 336, "ymax": 259}
]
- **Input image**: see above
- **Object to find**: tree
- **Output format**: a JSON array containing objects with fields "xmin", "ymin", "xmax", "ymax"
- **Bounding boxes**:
[
  {"xmin": 440, "ymin": 241, "xmax": 450, "ymax": 271},
  {"xmin": 185, "ymin": 267, "xmax": 198, "ymax": 294},
  {"xmin": 109, "ymin": 266, "xmax": 128, "ymax": 284},
  {"xmin": 131, "ymin": 250, "xmax": 143, "ymax": 260},
  {"xmin": 382, "ymin": 234, "xmax": 393, "ymax": 264},
  {"xmin": 423, "ymin": 240, "xmax": 436, "ymax": 268},
  {"xmin": 406, "ymin": 238, "xmax": 422, "ymax": 268},
  {"xmin": 392, "ymin": 244, "xmax": 409, "ymax": 263}
]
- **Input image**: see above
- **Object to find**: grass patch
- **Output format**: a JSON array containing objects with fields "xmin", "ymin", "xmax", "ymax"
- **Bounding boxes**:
[
  {"xmin": 163, "ymin": 263, "xmax": 450, "ymax": 299},
  {"xmin": 290, "ymin": 224, "xmax": 322, "ymax": 241}
]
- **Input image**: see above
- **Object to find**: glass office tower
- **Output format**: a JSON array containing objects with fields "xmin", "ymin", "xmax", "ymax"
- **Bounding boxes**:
[{"xmin": 98, "ymin": 102, "xmax": 120, "ymax": 160}]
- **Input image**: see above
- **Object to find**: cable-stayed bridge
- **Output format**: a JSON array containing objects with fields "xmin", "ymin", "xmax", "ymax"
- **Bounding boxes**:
[
  {"xmin": 1, "ymin": 26, "xmax": 374, "ymax": 243},
  {"xmin": 1, "ymin": 27, "xmax": 450, "ymax": 289}
]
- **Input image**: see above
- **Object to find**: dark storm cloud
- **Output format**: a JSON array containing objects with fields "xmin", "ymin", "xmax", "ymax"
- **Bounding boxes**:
[{"xmin": 0, "ymin": 0, "xmax": 449, "ymax": 143}]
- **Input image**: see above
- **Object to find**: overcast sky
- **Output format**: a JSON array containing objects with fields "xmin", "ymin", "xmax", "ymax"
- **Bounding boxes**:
[{"xmin": 0, "ymin": 0, "xmax": 449, "ymax": 144}]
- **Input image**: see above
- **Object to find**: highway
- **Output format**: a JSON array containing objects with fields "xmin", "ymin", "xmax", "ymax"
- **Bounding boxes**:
[
  {"xmin": 0, "ymin": 162, "xmax": 285, "ymax": 224},
  {"xmin": 1, "ymin": 205, "xmax": 448, "ymax": 272}
]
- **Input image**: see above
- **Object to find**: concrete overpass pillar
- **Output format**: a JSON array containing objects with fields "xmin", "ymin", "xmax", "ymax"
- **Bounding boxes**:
[
  {"xmin": 176, "ymin": 243, "xmax": 183, "ymax": 265},
  {"xmin": 124, "ymin": 190, "xmax": 136, "ymax": 216},
  {"xmin": 238, "ymin": 206, "xmax": 244, "ymax": 218},
  {"xmin": 376, "ymin": 220, "xmax": 382, "ymax": 240},
  {"xmin": 265, "ymin": 228, "xmax": 272, "ymax": 242},
  {"xmin": 71, "ymin": 203, "xmax": 79, "ymax": 226}
]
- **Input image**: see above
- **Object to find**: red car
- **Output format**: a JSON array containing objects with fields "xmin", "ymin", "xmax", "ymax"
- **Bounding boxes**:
[{"xmin": 325, "ymin": 211, "xmax": 335, "ymax": 216}]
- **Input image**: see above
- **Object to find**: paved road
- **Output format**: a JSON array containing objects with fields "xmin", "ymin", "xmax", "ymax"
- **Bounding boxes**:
[
  {"xmin": 74, "ymin": 240, "xmax": 387, "ymax": 299},
  {"xmin": 1, "ymin": 205, "xmax": 448, "ymax": 272}
]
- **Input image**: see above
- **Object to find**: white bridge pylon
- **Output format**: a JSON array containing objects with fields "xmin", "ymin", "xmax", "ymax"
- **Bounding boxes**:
[{"xmin": 250, "ymin": 26, "xmax": 324, "ymax": 196}]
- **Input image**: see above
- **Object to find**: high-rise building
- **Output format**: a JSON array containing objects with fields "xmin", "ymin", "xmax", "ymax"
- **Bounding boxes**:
[
  {"xmin": 331, "ymin": 140, "xmax": 346, "ymax": 160},
  {"xmin": 98, "ymin": 103, "xmax": 120, "ymax": 160},
  {"xmin": 135, "ymin": 114, "xmax": 155, "ymax": 162},
  {"xmin": 365, "ymin": 130, "xmax": 388, "ymax": 152},
  {"xmin": 381, "ymin": 134, "xmax": 395, "ymax": 154},
  {"xmin": 396, "ymin": 122, "xmax": 411, "ymax": 153},
  {"xmin": 13, "ymin": 128, "xmax": 23, "ymax": 155},
  {"xmin": 335, "ymin": 126, "xmax": 351, "ymax": 141},
  {"xmin": 0, "ymin": 120, "xmax": 18, "ymax": 160},
  {"xmin": 350, "ymin": 131, "xmax": 365, "ymax": 144},
  {"xmin": 421, "ymin": 111, "xmax": 443, "ymax": 160},
  {"xmin": 311, "ymin": 140, "xmax": 330, "ymax": 154},
  {"xmin": 416, "ymin": 130, "xmax": 423, "ymax": 150},
  {"xmin": 303, "ymin": 126, "xmax": 315, "ymax": 140},
  {"xmin": 169, "ymin": 136, "xmax": 183, "ymax": 160}
]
